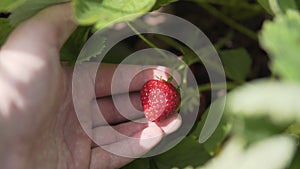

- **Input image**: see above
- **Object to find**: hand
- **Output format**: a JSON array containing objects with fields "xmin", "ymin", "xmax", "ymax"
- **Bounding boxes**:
[{"xmin": 0, "ymin": 3, "xmax": 182, "ymax": 169}]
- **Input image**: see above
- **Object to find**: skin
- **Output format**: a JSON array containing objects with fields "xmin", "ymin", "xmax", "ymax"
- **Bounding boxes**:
[{"xmin": 0, "ymin": 3, "xmax": 182, "ymax": 169}]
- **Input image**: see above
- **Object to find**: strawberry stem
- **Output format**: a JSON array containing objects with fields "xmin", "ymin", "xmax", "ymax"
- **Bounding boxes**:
[
  {"xmin": 167, "ymin": 76, "xmax": 173, "ymax": 83},
  {"xmin": 155, "ymin": 75, "xmax": 163, "ymax": 80}
]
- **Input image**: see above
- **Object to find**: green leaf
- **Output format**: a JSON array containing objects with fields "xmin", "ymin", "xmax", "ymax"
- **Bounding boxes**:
[
  {"xmin": 150, "ymin": 158, "xmax": 163, "ymax": 169},
  {"xmin": 287, "ymin": 123, "xmax": 300, "ymax": 138},
  {"xmin": 297, "ymin": 0, "xmax": 300, "ymax": 9},
  {"xmin": 154, "ymin": 137, "xmax": 211, "ymax": 168},
  {"xmin": 257, "ymin": 0, "xmax": 298, "ymax": 15},
  {"xmin": 0, "ymin": 0, "xmax": 26, "ymax": 12},
  {"xmin": 238, "ymin": 116, "xmax": 287, "ymax": 143},
  {"xmin": 277, "ymin": 0, "xmax": 298, "ymax": 13},
  {"xmin": 289, "ymin": 145, "xmax": 300, "ymax": 169},
  {"xmin": 9, "ymin": 0, "xmax": 70, "ymax": 26},
  {"xmin": 76, "ymin": 36, "xmax": 107, "ymax": 63},
  {"xmin": 199, "ymin": 135, "xmax": 297, "ymax": 169},
  {"xmin": 225, "ymin": 80, "xmax": 300, "ymax": 143},
  {"xmin": 102, "ymin": 43, "xmax": 133, "ymax": 64},
  {"xmin": 202, "ymin": 120, "xmax": 232, "ymax": 156},
  {"xmin": 152, "ymin": 0, "xmax": 178, "ymax": 10},
  {"xmin": 180, "ymin": 85, "xmax": 200, "ymax": 114},
  {"xmin": 220, "ymin": 48, "xmax": 252, "ymax": 83},
  {"xmin": 257, "ymin": 0, "xmax": 273, "ymax": 14},
  {"xmin": 60, "ymin": 26, "xmax": 91, "ymax": 65},
  {"xmin": 73, "ymin": 0, "xmax": 156, "ymax": 30},
  {"xmin": 121, "ymin": 158, "xmax": 150, "ymax": 169},
  {"xmin": 0, "ymin": 18, "xmax": 14, "ymax": 46},
  {"xmin": 260, "ymin": 10, "xmax": 300, "ymax": 82},
  {"xmin": 225, "ymin": 80, "xmax": 300, "ymax": 125},
  {"xmin": 190, "ymin": 97, "xmax": 232, "ymax": 155}
]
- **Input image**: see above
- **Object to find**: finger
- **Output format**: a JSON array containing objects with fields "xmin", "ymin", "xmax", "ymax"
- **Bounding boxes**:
[
  {"xmin": 71, "ymin": 63, "xmax": 181, "ymax": 100},
  {"xmin": 92, "ymin": 91, "xmax": 183, "ymax": 128},
  {"xmin": 92, "ymin": 92, "xmax": 144, "ymax": 127},
  {"xmin": 2, "ymin": 3, "xmax": 76, "ymax": 56},
  {"xmin": 155, "ymin": 113, "xmax": 182, "ymax": 135},
  {"xmin": 0, "ymin": 3, "xmax": 76, "ymax": 118},
  {"xmin": 92, "ymin": 118, "xmax": 148, "ymax": 146},
  {"xmin": 90, "ymin": 124, "xmax": 163, "ymax": 169},
  {"xmin": 91, "ymin": 114, "xmax": 182, "ymax": 146},
  {"xmin": 94, "ymin": 63, "xmax": 181, "ymax": 97}
]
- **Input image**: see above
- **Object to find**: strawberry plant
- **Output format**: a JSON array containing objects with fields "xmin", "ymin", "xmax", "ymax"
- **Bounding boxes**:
[{"xmin": 1, "ymin": 0, "xmax": 300, "ymax": 169}]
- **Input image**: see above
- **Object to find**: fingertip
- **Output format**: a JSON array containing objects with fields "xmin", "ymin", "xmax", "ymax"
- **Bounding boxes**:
[
  {"xmin": 97, "ymin": 124, "xmax": 163, "ymax": 159},
  {"xmin": 155, "ymin": 113, "xmax": 182, "ymax": 135},
  {"xmin": 138, "ymin": 124, "xmax": 163, "ymax": 149},
  {"xmin": 150, "ymin": 66, "xmax": 181, "ymax": 86},
  {"xmin": 3, "ymin": 3, "xmax": 77, "ymax": 55}
]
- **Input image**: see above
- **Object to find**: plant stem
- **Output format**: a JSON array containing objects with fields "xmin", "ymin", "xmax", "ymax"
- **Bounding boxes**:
[
  {"xmin": 126, "ymin": 22, "xmax": 168, "ymax": 58},
  {"xmin": 214, "ymin": 30, "xmax": 234, "ymax": 50},
  {"xmin": 199, "ymin": 0, "xmax": 262, "ymax": 11},
  {"xmin": 198, "ymin": 82, "xmax": 238, "ymax": 92},
  {"xmin": 126, "ymin": 22, "xmax": 188, "ymax": 84},
  {"xmin": 195, "ymin": 3, "xmax": 258, "ymax": 41}
]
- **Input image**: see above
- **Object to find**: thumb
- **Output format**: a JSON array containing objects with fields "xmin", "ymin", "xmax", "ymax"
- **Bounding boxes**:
[
  {"xmin": 0, "ymin": 3, "xmax": 76, "ymax": 120},
  {"xmin": 1, "ymin": 2, "xmax": 77, "ymax": 59}
]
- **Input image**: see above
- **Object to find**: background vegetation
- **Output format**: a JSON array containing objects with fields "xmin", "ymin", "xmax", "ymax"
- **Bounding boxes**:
[{"xmin": 1, "ymin": 0, "xmax": 300, "ymax": 169}]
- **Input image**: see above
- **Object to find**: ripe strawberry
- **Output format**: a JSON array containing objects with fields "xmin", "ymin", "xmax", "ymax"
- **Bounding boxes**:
[{"xmin": 140, "ymin": 79, "xmax": 180, "ymax": 122}]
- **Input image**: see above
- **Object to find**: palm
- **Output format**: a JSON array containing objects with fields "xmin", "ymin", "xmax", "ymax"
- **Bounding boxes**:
[
  {"xmin": 54, "ymin": 100, "xmax": 92, "ymax": 169},
  {"xmin": 0, "ymin": 3, "xmax": 181, "ymax": 169}
]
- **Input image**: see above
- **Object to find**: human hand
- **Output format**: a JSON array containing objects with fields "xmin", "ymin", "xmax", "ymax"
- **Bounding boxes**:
[{"xmin": 0, "ymin": 3, "xmax": 182, "ymax": 169}]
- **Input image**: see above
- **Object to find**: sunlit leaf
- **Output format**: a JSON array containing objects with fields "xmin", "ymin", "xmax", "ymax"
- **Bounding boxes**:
[
  {"xmin": 277, "ymin": 0, "xmax": 298, "ymax": 13},
  {"xmin": 260, "ymin": 10, "xmax": 300, "ymax": 82},
  {"xmin": 0, "ymin": 0, "xmax": 26, "ymax": 12},
  {"xmin": 225, "ymin": 80, "xmax": 300, "ymax": 125},
  {"xmin": 73, "ymin": 0, "xmax": 155, "ymax": 30},
  {"xmin": 199, "ymin": 135, "xmax": 296, "ymax": 169},
  {"xmin": 257, "ymin": 0, "xmax": 298, "ymax": 14},
  {"xmin": 257, "ymin": 0, "xmax": 273, "ymax": 14},
  {"xmin": 9, "ymin": 0, "xmax": 70, "ymax": 25}
]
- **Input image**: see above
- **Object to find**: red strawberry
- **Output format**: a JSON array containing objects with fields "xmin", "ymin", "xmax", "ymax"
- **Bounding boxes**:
[{"xmin": 140, "ymin": 79, "xmax": 180, "ymax": 122}]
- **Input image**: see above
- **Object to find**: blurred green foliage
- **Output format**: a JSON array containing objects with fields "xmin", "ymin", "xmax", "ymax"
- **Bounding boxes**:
[{"xmin": 1, "ymin": 0, "xmax": 300, "ymax": 169}]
